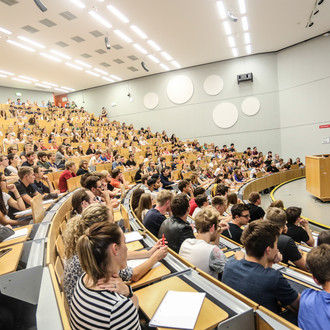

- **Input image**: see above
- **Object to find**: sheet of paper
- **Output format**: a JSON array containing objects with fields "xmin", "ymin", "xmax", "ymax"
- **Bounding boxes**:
[
  {"xmin": 3, "ymin": 227, "xmax": 28, "ymax": 241},
  {"xmin": 149, "ymin": 290, "xmax": 205, "ymax": 329},
  {"xmin": 125, "ymin": 231, "xmax": 143, "ymax": 243},
  {"xmin": 14, "ymin": 209, "xmax": 32, "ymax": 216},
  {"xmin": 127, "ymin": 258, "xmax": 160, "ymax": 269}
]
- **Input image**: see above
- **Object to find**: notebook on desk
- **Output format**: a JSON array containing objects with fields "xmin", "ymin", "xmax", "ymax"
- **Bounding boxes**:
[
  {"xmin": 3, "ymin": 227, "xmax": 28, "ymax": 242},
  {"xmin": 149, "ymin": 290, "xmax": 205, "ymax": 329}
]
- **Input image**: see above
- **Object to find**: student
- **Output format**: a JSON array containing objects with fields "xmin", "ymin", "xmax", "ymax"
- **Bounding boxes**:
[
  {"xmin": 298, "ymin": 244, "xmax": 330, "ymax": 330},
  {"xmin": 247, "ymin": 192, "xmax": 265, "ymax": 222},
  {"xmin": 58, "ymin": 161, "xmax": 77, "ymax": 193},
  {"xmin": 191, "ymin": 194, "xmax": 209, "ymax": 218},
  {"xmin": 317, "ymin": 230, "xmax": 330, "ymax": 245},
  {"xmin": 76, "ymin": 160, "xmax": 89, "ymax": 176},
  {"xmin": 31, "ymin": 166, "xmax": 56, "ymax": 195},
  {"xmin": 135, "ymin": 193, "xmax": 152, "ymax": 222}
]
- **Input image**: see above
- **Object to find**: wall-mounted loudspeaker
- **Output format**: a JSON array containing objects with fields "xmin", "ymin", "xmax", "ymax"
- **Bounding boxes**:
[
  {"xmin": 237, "ymin": 72, "xmax": 253, "ymax": 84},
  {"xmin": 33, "ymin": 0, "xmax": 47, "ymax": 12},
  {"xmin": 141, "ymin": 61, "xmax": 149, "ymax": 72},
  {"xmin": 104, "ymin": 37, "xmax": 111, "ymax": 50}
]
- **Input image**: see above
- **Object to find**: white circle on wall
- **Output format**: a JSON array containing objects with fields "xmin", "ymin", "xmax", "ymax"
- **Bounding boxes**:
[
  {"xmin": 213, "ymin": 102, "xmax": 238, "ymax": 128},
  {"xmin": 203, "ymin": 75, "xmax": 224, "ymax": 95},
  {"xmin": 241, "ymin": 97, "xmax": 260, "ymax": 116},
  {"xmin": 167, "ymin": 75, "xmax": 194, "ymax": 104},
  {"xmin": 144, "ymin": 92, "xmax": 159, "ymax": 109}
]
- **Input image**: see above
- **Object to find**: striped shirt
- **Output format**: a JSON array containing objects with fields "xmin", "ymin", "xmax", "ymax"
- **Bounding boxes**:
[{"xmin": 70, "ymin": 274, "xmax": 140, "ymax": 330}]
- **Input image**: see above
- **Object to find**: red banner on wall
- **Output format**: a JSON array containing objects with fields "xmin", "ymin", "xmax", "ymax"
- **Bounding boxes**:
[{"xmin": 319, "ymin": 124, "xmax": 330, "ymax": 129}]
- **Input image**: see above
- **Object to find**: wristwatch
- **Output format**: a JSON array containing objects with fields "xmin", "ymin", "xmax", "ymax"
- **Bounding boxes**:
[{"xmin": 127, "ymin": 285, "xmax": 133, "ymax": 298}]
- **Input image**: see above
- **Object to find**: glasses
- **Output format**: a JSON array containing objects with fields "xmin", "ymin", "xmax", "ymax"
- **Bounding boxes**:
[{"xmin": 240, "ymin": 214, "xmax": 250, "ymax": 219}]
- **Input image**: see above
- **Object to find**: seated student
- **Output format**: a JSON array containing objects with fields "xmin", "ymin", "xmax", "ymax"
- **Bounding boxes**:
[
  {"xmin": 5, "ymin": 153, "xmax": 20, "ymax": 176},
  {"xmin": 247, "ymin": 192, "xmax": 265, "ymax": 222},
  {"xmin": 214, "ymin": 183, "xmax": 229, "ymax": 197},
  {"xmin": 88, "ymin": 150, "xmax": 102, "ymax": 167},
  {"xmin": 139, "ymin": 174, "xmax": 149, "ymax": 191},
  {"xmin": 76, "ymin": 159, "xmax": 89, "ymax": 176},
  {"xmin": 110, "ymin": 168, "xmax": 129, "ymax": 190},
  {"xmin": 222, "ymin": 220, "xmax": 300, "ymax": 315},
  {"xmin": 47, "ymin": 152, "xmax": 58, "ymax": 170},
  {"xmin": 266, "ymin": 207, "xmax": 308, "ymax": 272},
  {"xmin": 211, "ymin": 196, "xmax": 230, "ymax": 220},
  {"xmin": 222, "ymin": 204, "xmax": 250, "ymax": 244},
  {"xmin": 160, "ymin": 166, "xmax": 175, "ymax": 190},
  {"xmin": 285, "ymin": 206, "xmax": 314, "ymax": 247},
  {"xmin": 58, "ymin": 161, "xmax": 77, "ymax": 193},
  {"xmin": 21, "ymin": 151, "xmax": 36, "ymax": 167},
  {"xmin": 189, "ymin": 187, "xmax": 205, "ymax": 216},
  {"xmin": 111, "ymin": 154, "xmax": 122, "ymax": 170},
  {"xmin": 85, "ymin": 143, "xmax": 96, "ymax": 155},
  {"xmin": 179, "ymin": 206, "xmax": 228, "ymax": 279},
  {"xmin": 70, "ymin": 222, "xmax": 140, "ymax": 330},
  {"xmin": 135, "ymin": 193, "xmax": 152, "ymax": 222},
  {"xmin": 143, "ymin": 190, "xmax": 173, "ymax": 237},
  {"xmin": 178, "ymin": 179, "xmax": 193, "ymax": 199},
  {"xmin": 31, "ymin": 166, "xmax": 57, "ymax": 195},
  {"xmin": 318, "ymin": 230, "xmax": 330, "ymax": 245},
  {"xmin": 144, "ymin": 178, "xmax": 158, "ymax": 200},
  {"xmin": 36, "ymin": 151, "xmax": 52, "ymax": 172},
  {"xmin": 134, "ymin": 163, "xmax": 146, "ymax": 183},
  {"xmin": 158, "ymin": 193, "xmax": 195, "ymax": 253},
  {"xmin": 192, "ymin": 194, "xmax": 209, "ymax": 218},
  {"xmin": 70, "ymin": 188, "xmax": 97, "ymax": 217},
  {"xmin": 125, "ymin": 153, "xmax": 136, "ymax": 168},
  {"xmin": 298, "ymin": 244, "xmax": 330, "ymax": 330}
]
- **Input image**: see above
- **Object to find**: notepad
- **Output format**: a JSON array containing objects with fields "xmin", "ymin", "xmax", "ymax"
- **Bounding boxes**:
[
  {"xmin": 149, "ymin": 290, "xmax": 205, "ymax": 329},
  {"xmin": 3, "ymin": 227, "xmax": 28, "ymax": 242},
  {"xmin": 125, "ymin": 231, "xmax": 143, "ymax": 243},
  {"xmin": 127, "ymin": 258, "xmax": 160, "ymax": 269},
  {"xmin": 14, "ymin": 209, "xmax": 33, "ymax": 216}
]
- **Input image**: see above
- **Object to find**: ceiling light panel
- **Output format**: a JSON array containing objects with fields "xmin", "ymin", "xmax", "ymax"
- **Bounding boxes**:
[
  {"xmin": 35, "ymin": 83, "xmax": 51, "ymax": 88},
  {"xmin": 0, "ymin": 74, "xmax": 7, "ymax": 78},
  {"xmin": 0, "ymin": 26, "xmax": 12, "ymax": 34},
  {"xmin": 107, "ymin": 5, "xmax": 129, "ymax": 23},
  {"xmin": 147, "ymin": 40, "xmax": 161, "ymax": 51},
  {"xmin": 17, "ymin": 36, "xmax": 45, "ymax": 48},
  {"xmin": 223, "ymin": 21, "xmax": 232, "ymax": 35},
  {"xmin": 171, "ymin": 60, "xmax": 181, "ymax": 68},
  {"xmin": 88, "ymin": 11, "xmax": 112, "ymax": 29},
  {"xmin": 114, "ymin": 30, "xmax": 132, "ymax": 43},
  {"xmin": 246, "ymin": 44, "xmax": 252, "ymax": 54},
  {"xmin": 19, "ymin": 75, "xmax": 38, "ymax": 82},
  {"xmin": 133, "ymin": 43, "xmax": 148, "ymax": 55},
  {"xmin": 238, "ymin": 0, "xmax": 246, "ymax": 15},
  {"xmin": 66, "ymin": 62, "xmax": 83, "ymax": 70},
  {"xmin": 228, "ymin": 36, "xmax": 235, "ymax": 47},
  {"xmin": 161, "ymin": 51, "xmax": 172, "ymax": 61},
  {"xmin": 94, "ymin": 68, "xmax": 108, "ymax": 75},
  {"xmin": 70, "ymin": 0, "xmax": 85, "ymax": 9},
  {"xmin": 242, "ymin": 16, "xmax": 249, "ymax": 31},
  {"xmin": 232, "ymin": 48, "xmax": 238, "ymax": 57},
  {"xmin": 74, "ymin": 60, "xmax": 92, "ymax": 68},
  {"xmin": 54, "ymin": 88, "xmax": 69, "ymax": 93},
  {"xmin": 130, "ymin": 25, "xmax": 147, "ymax": 39},
  {"xmin": 216, "ymin": 1, "xmax": 226, "ymax": 19},
  {"xmin": 85, "ymin": 70, "xmax": 100, "ymax": 77},
  {"xmin": 102, "ymin": 76, "xmax": 114, "ymax": 82},
  {"xmin": 110, "ymin": 74, "xmax": 122, "ymax": 81},
  {"xmin": 0, "ymin": 70, "xmax": 14, "ymax": 76},
  {"xmin": 12, "ymin": 77, "xmax": 31, "ymax": 84},
  {"xmin": 148, "ymin": 54, "xmax": 160, "ymax": 63},
  {"xmin": 40, "ymin": 53, "xmax": 62, "ymax": 62},
  {"xmin": 42, "ymin": 81, "xmax": 58, "ymax": 86},
  {"xmin": 50, "ymin": 50, "xmax": 72, "ymax": 59},
  {"xmin": 244, "ymin": 32, "xmax": 250, "ymax": 44},
  {"xmin": 7, "ymin": 39, "xmax": 35, "ymax": 52},
  {"xmin": 160, "ymin": 63, "xmax": 170, "ymax": 71},
  {"xmin": 61, "ymin": 86, "xmax": 75, "ymax": 91}
]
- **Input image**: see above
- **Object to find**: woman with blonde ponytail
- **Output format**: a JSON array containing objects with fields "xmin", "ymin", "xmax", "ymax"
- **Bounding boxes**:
[{"xmin": 70, "ymin": 221, "xmax": 140, "ymax": 329}]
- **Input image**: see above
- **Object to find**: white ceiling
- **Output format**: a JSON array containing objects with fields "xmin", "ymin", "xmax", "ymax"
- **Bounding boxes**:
[{"xmin": 0, "ymin": 0, "xmax": 329, "ymax": 95}]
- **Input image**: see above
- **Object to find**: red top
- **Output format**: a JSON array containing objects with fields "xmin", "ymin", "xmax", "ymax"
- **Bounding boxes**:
[
  {"xmin": 58, "ymin": 170, "xmax": 76, "ymax": 193},
  {"xmin": 189, "ymin": 198, "xmax": 197, "ymax": 216}
]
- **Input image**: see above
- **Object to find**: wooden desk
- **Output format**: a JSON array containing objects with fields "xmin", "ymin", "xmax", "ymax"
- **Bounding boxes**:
[
  {"xmin": 0, "ymin": 243, "xmax": 23, "ymax": 275},
  {"xmin": 135, "ymin": 276, "xmax": 229, "ymax": 330},
  {"xmin": 131, "ymin": 263, "xmax": 171, "ymax": 289},
  {"xmin": 126, "ymin": 241, "xmax": 144, "ymax": 251},
  {"xmin": 0, "ymin": 224, "xmax": 33, "ymax": 249},
  {"xmin": 114, "ymin": 210, "xmax": 122, "ymax": 222}
]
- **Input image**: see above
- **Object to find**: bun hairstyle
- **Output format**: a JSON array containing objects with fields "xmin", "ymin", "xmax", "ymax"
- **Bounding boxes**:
[{"xmin": 77, "ymin": 222, "xmax": 122, "ymax": 285}]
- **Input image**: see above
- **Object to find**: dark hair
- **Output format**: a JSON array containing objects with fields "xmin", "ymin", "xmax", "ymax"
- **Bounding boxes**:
[
  {"xmin": 147, "ymin": 178, "xmax": 157, "ymax": 187},
  {"xmin": 111, "ymin": 168, "xmax": 121, "ymax": 179},
  {"xmin": 0, "ymin": 172, "xmax": 7, "ymax": 215},
  {"xmin": 318, "ymin": 230, "xmax": 330, "ymax": 246},
  {"xmin": 85, "ymin": 176, "xmax": 100, "ymax": 190},
  {"xmin": 26, "ymin": 151, "xmax": 35, "ymax": 158},
  {"xmin": 171, "ymin": 194, "xmax": 189, "ymax": 217},
  {"xmin": 231, "ymin": 203, "xmax": 250, "ymax": 219},
  {"xmin": 7, "ymin": 153, "xmax": 16, "ymax": 165},
  {"xmin": 131, "ymin": 188, "xmax": 145, "ymax": 211},
  {"xmin": 178, "ymin": 179, "xmax": 189, "ymax": 192},
  {"xmin": 195, "ymin": 194, "xmax": 208, "ymax": 208},
  {"xmin": 306, "ymin": 244, "xmax": 330, "ymax": 285},
  {"xmin": 71, "ymin": 189, "xmax": 91, "ymax": 216},
  {"xmin": 215, "ymin": 184, "xmax": 229, "ymax": 196},
  {"xmin": 194, "ymin": 187, "xmax": 205, "ymax": 197},
  {"xmin": 37, "ymin": 151, "xmax": 47, "ymax": 159},
  {"xmin": 248, "ymin": 192, "xmax": 261, "ymax": 204},
  {"xmin": 285, "ymin": 206, "xmax": 302, "ymax": 224},
  {"xmin": 241, "ymin": 220, "xmax": 280, "ymax": 258}
]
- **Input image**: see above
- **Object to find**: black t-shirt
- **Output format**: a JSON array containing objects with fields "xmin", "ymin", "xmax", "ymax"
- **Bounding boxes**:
[
  {"xmin": 125, "ymin": 160, "xmax": 136, "ymax": 167},
  {"xmin": 277, "ymin": 234, "xmax": 302, "ymax": 264},
  {"xmin": 222, "ymin": 223, "xmax": 243, "ymax": 244},
  {"xmin": 285, "ymin": 223, "xmax": 309, "ymax": 244},
  {"xmin": 76, "ymin": 168, "xmax": 89, "ymax": 176},
  {"xmin": 21, "ymin": 161, "xmax": 34, "ymax": 167},
  {"xmin": 248, "ymin": 203, "xmax": 265, "ymax": 222},
  {"xmin": 143, "ymin": 208, "xmax": 166, "ymax": 237},
  {"xmin": 31, "ymin": 180, "xmax": 50, "ymax": 195},
  {"xmin": 134, "ymin": 169, "xmax": 142, "ymax": 182}
]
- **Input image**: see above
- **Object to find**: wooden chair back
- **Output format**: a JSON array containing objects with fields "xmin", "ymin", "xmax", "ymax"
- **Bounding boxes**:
[{"xmin": 31, "ymin": 194, "xmax": 45, "ymax": 224}]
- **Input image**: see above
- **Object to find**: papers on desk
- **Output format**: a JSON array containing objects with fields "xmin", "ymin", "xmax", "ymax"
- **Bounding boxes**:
[
  {"xmin": 42, "ymin": 199, "xmax": 55, "ymax": 205},
  {"xmin": 3, "ymin": 228, "xmax": 28, "ymax": 242},
  {"xmin": 14, "ymin": 209, "xmax": 32, "ymax": 217},
  {"xmin": 149, "ymin": 290, "xmax": 205, "ymax": 329},
  {"xmin": 125, "ymin": 231, "xmax": 143, "ymax": 243},
  {"xmin": 127, "ymin": 258, "xmax": 160, "ymax": 269}
]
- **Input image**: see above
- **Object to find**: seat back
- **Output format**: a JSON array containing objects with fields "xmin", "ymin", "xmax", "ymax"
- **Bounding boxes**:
[{"xmin": 32, "ymin": 194, "xmax": 45, "ymax": 224}]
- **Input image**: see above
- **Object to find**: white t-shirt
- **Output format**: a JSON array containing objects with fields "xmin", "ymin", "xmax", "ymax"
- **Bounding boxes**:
[
  {"xmin": 2, "ymin": 192, "xmax": 11, "ymax": 211},
  {"xmin": 192, "ymin": 207, "xmax": 202, "ymax": 218},
  {"xmin": 179, "ymin": 239, "xmax": 226, "ymax": 279}
]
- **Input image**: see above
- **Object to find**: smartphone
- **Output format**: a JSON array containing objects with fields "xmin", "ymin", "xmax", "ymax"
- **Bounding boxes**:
[{"xmin": 0, "ymin": 248, "xmax": 12, "ymax": 259}]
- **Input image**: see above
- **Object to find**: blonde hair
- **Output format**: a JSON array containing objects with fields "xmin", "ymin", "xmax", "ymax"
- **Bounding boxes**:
[
  {"xmin": 270, "ymin": 200, "xmax": 284, "ymax": 209},
  {"xmin": 156, "ymin": 190, "xmax": 173, "ymax": 206},
  {"xmin": 63, "ymin": 203, "xmax": 110, "ymax": 259},
  {"xmin": 194, "ymin": 206, "xmax": 220, "ymax": 233}
]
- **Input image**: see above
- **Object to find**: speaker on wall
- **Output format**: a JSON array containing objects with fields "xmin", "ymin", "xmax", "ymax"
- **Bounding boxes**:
[
  {"xmin": 33, "ymin": 0, "xmax": 47, "ymax": 12},
  {"xmin": 237, "ymin": 72, "xmax": 253, "ymax": 84}
]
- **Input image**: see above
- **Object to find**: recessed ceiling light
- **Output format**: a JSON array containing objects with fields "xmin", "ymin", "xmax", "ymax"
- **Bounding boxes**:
[
  {"xmin": 160, "ymin": 51, "xmax": 173, "ymax": 61},
  {"xmin": 50, "ymin": 49, "xmax": 71, "ymax": 60},
  {"xmin": 171, "ymin": 60, "xmax": 181, "ymax": 69},
  {"xmin": 0, "ymin": 26, "xmax": 12, "ymax": 35},
  {"xmin": 102, "ymin": 76, "xmax": 114, "ymax": 82},
  {"xmin": 88, "ymin": 11, "xmax": 112, "ymax": 29},
  {"xmin": 216, "ymin": 1, "xmax": 226, "ymax": 19},
  {"xmin": 94, "ymin": 68, "xmax": 108, "ymax": 75},
  {"xmin": 40, "ymin": 52, "xmax": 62, "ymax": 62},
  {"xmin": 74, "ymin": 60, "xmax": 92, "ymax": 68},
  {"xmin": 110, "ymin": 74, "xmax": 122, "ymax": 81},
  {"xmin": 42, "ymin": 81, "xmax": 58, "ymax": 87},
  {"xmin": 228, "ymin": 36, "xmax": 235, "ymax": 47},
  {"xmin": 0, "ymin": 74, "xmax": 7, "ymax": 78},
  {"xmin": 160, "ymin": 63, "xmax": 170, "ymax": 71},
  {"xmin": 133, "ymin": 43, "xmax": 148, "ymax": 55},
  {"xmin": 130, "ymin": 25, "xmax": 147, "ymax": 39},
  {"xmin": 19, "ymin": 75, "xmax": 38, "ymax": 82},
  {"xmin": 232, "ymin": 48, "xmax": 238, "ymax": 57},
  {"xmin": 66, "ymin": 62, "xmax": 83, "ymax": 70},
  {"xmin": 61, "ymin": 86, "xmax": 75, "ymax": 91},
  {"xmin": 223, "ymin": 22, "xmax": 232, "ymax": 35},
  {"xmin": 241, "ymin": 16, "xmax": 249, "ymax": 31},
  {"xmin": 147, "ymin": 40, "xmax": 161, "ymax": 51},
  {"xmin": 7, "ymin": 40, "xmax": 35, "ymax": 52},
  {"xmin": 238, "ymin": 0, "xmax": 246, "ymax": 15},
  {"xmin": 147, "ymin": 54, "xmax": 160, "ymax": 64},
  {"xmin": 35, "ymin": 83, "xmax": 51, "ymax": 88},
  {"xmin": 54, "ymin": 88, "xmax": 69, "ymax": 93},
  {"xmin": 246, "ymin": 44, "xmax": 252, "ymax": 54},
  {"xmin": 12, "ymin": 77, "xmax": 31, "ymax": 84},
  {"xmin": 114, "ymin": 30, "xmax": 132, "ymax": 43},
  {"xmin": 0, "ymin": 70, "xmax": 14, "ymax": 76},
  {"xmin": 70, "ymin": 0, "xmax": 86, "ymax": 9},
  {"xmin": 107, "ymin": 5, "xmax": 129, "ymax": 23},
  {"xmin": 244, "ymin": 32, "xmax": 250, "ymax": 44},
  {"xmin": 85, "ymin": 70, "xmax": 100, "ymax": 77},
  {"xmin": 17, "ymin": 36, "xmax": 45, "ymax": 49}
]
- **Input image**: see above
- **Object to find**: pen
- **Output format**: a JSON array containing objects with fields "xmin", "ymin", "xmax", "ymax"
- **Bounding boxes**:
[{"xmin": 162, "ymin": 234, "xmax": 165, "ymax": 246}]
